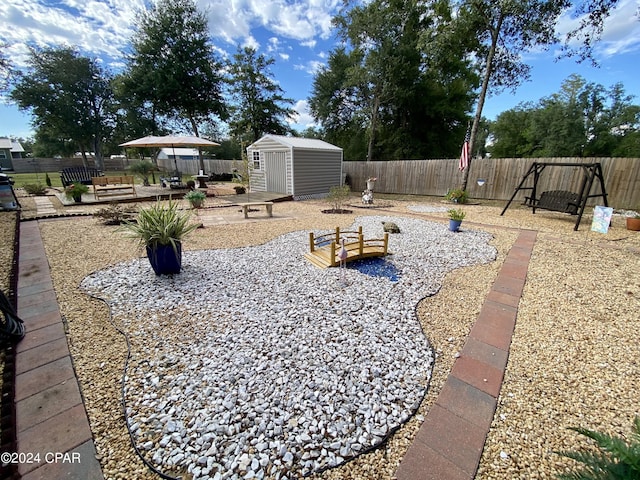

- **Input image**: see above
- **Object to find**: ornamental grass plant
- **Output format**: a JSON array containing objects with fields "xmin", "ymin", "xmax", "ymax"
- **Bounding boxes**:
[{"xmin": 120, "ymin": 200, "xmax": 199, "ymax": 252}]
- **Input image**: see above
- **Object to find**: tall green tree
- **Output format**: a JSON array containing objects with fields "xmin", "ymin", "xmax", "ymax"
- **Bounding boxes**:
[
  {"xmin": 10, "ymin": 46, "xmax": 116, "ymax": 169},
  {"xmin": 311, "ymin": 0, "xmax": 476, "ymax": 161},
  {"xmin": 489, "ymin": 107, "xmax": 533, "ymax": 157},
  {"xmin": 489, "ymin": 75, "xmax": 640, "ymax": 157},
  {"xmin": 309, "ymin": 47, "xmax": 369, "ymax": 160},
  {"xmin": 121, "ymin": 0, "xmax": 227, "ymax": 170},
  {"xmin": 428, "ymin": 0, "xmax": 564, "ymax": 188},
  {"xmin": 227, "ymin": 46, "xmax": 295, "ymax": 143},
  {"xmin": 429, "ymin": 0, "xmax": 623, "ymax": 189}
]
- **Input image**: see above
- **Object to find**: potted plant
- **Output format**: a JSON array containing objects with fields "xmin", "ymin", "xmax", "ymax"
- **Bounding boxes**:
[
  {"xmin": 184, "ymin": 190, "xmax": 206, "ymax": 209},
  {"xmin": 445, "ymin": 188, "xmax": 468, "ymax": 204},
  {"xmin": 448, "ymin": 208, "xmax": 466, "ymax": 232},
  {"xmin": 64, "ymin": 183, "xmax": 90, "ymax": 203},
  {"xmin": 626, "ymin": 211, "xmax": 640, "ymax": 231},
  {"xmin": 366, "ymin": 176, "xmax": 377, "ymax": 191},
  {"xmin": 120, "ymin": 200, "xmax": 199, "ymax": 275}
]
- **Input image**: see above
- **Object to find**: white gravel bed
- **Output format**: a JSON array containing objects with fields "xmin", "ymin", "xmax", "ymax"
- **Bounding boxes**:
[
  {"xmin": 80, "ymin": 215, "xmax": 496, "ymax": 480},
  {"xmin": 406, "ymin": 204, "xmax": 449, "ymax": 213}
]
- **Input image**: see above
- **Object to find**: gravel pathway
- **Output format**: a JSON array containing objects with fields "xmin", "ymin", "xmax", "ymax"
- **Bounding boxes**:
[{"xmin": 14, "ymin": 193, "xmax": 639, "ymax": 480}]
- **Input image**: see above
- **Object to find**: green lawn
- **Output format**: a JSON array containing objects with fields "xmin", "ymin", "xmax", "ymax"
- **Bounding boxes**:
[{"xmin": 9, "ymin": 171, "xmax": 136, "ymax": 188}]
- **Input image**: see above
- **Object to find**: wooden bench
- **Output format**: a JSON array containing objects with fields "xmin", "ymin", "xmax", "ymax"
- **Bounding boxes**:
[
  {"xmin": 91, "ymin": 176, "xmax": 136, "ymax": 200},
  {"xmin": 526, "ymin": 190, "xmax": 580, "ymax": 215},
  {"xmin": 238, "ymin": 202, "xmax": 273, "ymax": 219},
  {"xmin": 60, "ymin": 167, "xmax": 102, "ymax": 187}
]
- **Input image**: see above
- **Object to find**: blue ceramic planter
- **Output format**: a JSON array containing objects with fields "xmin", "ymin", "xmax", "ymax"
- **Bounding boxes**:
[
  {"xmin": 146, "ymin": 242, "xmax": 182, "ymax": 275},
  {"xmin": 448, "ymin": 219, "xmax": 462, "ymax": 232}
]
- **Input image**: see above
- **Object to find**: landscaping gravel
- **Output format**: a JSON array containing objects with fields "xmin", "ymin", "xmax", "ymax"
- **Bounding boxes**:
[
  {"xmin": 80, "ymin": 216, "xmax": 496, "ymax": 479},
  {"xmin": 16, "ymin": 193, "xmax": 640, "ymax": 479}
]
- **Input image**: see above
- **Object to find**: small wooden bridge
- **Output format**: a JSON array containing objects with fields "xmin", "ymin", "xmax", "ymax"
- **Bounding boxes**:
[{"xmin": 304, "ymin": 226, "xmax": 390, "ymax": 269}]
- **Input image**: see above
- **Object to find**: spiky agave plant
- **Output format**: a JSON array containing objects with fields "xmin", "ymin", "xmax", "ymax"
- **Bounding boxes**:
[
  {"xmin": 555, "ymin": 416, "xmax": 640, "ymax": 480},
  {"xmin": 120, "ymin": 199, "xmax": 199, "ymax": 253}
]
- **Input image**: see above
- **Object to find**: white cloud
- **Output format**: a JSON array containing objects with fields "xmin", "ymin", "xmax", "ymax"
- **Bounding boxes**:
[
  {"xmin": 301, "ymin": 59, "xmax": 325, "ymax": 75},
  {"xmin": 0, "ymin": 0, "xmax": 144, "ymax": 68},
  {"xmin": 202, "ymin": 0, "xmax": 338, "ymax": 43},
  {"xmin": 288, "ymin": 99, "xmax": 316, "ymax": 129},
  {"xmin": 267, "ymin": 37, "xmax": 280, "ymax": 52},
  {"xmin": 242, "ymin": 35, "xmax": 260, "ymax": 51},
  {"xmin": 556, "ymin": 0, "xmax": 640, "ymax": 58},
  {"xmin": 1, "ymin": 0, "xmax": 341, "ymax": 68}
]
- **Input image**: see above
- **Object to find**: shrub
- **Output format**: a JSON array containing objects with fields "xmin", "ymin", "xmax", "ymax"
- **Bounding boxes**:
[
  {"xmin": 23, "ymin": 183, "xmax": 47, "ymax": 195},
  {"xmin": 128, "ymin": 160, "xmax": 156, "ymax": 186},
  {"xmin": 64, "ymin": 183, "xmax": 90, "ymax": 199},
  {"xmin": 93, "ymin": 204, "xmax": 137, "ymax": 225},
  {"xmin": 326, "ymin": 185, "xmax": 351, "ymax": 211},
  {"xmin": 445, "ymin": 188, "xmax": 468, "ymax": 204},
  {"xmin": 555, "ymin": 416, "xmax": 640, "ymax": 480},
  {"xmin": 120, "ymin": 200, "xmax": 199, "ymax": 250}
]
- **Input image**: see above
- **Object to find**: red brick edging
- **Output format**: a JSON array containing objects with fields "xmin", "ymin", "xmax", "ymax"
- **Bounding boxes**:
[{"xmin": 395, "ymin": 230, "xmax": 537, "ymax": 480}]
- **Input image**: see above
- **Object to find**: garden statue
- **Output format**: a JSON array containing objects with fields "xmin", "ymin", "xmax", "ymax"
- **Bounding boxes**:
[{"xmin": 382, "ymin": 221, "xmax": 400, "ymax": 233}]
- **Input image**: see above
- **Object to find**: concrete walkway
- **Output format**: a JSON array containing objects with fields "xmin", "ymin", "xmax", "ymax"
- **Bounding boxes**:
[{"xmin": 12, "ymin": 215, "xmax": 536, "ymax": 480}]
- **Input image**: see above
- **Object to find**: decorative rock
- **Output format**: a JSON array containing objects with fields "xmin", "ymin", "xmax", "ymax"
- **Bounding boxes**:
[{"xmin": 81, "ymin": 215, "xmax": 497, "ymax": 480}]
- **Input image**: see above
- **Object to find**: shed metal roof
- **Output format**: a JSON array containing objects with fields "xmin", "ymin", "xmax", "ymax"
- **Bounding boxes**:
[{"xmin": 254, "ymin": 134, "xmax": 342, "ymax": 151}]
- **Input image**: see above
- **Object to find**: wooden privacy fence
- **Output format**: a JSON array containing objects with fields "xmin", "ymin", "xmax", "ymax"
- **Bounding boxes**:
[
  {"xmin": 12, "ymin": 157, "xmax": 240, "ymax": 176},
  {"xmin": 342, "ymin": 157, "xmax": 640, "ymax": 209},
  {"xmin": 13, "ymin": 156, "xmax": 640, "ymax": 208},
  {"xmin": 155, "ymin": 158, "xmax": 237, "ymax": 176}
]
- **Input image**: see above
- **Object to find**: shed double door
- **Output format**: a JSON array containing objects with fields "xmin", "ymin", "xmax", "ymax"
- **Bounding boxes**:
[{"xmin": 264, "ymin": 151, "xmax": 287, "ymax": 193}]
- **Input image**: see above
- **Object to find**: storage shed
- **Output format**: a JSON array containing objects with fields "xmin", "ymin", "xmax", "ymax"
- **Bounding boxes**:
[{"xmin": 246, "ymin": 135, "xmax": 343, "ymax": 199}]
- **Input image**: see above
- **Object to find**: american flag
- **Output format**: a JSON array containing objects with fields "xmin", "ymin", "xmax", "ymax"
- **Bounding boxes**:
[{"xmin": 459, "ymin": 126, "xmax": 470, "ymax": 172}]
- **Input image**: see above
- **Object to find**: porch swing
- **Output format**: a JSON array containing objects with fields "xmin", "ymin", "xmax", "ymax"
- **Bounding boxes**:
[{"xmin": 500, "ymin": 162, "xmax": 609, "ymax": 231}]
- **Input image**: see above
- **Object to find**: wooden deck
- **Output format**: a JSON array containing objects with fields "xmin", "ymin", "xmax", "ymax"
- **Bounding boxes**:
[{"xmin": 304, "ymin": 226, "xmax": 390, "ymax": 268}]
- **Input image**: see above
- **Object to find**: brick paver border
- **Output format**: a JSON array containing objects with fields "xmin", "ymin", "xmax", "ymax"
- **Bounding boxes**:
[{"xmin": 395, "ymin": 230, "xmax": 536, "ymax": 479}]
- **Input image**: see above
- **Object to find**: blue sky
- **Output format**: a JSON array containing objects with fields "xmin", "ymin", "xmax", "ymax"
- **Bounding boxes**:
[{"xmin": 0, "ymin": 0, "xmax": 639, "ymax": 141}]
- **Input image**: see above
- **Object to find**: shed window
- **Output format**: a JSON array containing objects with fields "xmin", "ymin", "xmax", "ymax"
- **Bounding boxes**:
[
  {"xmin": 0, "ymin": 151, "xmax": 6, "ymax": 159},
  {"xmin": 252, "ymin": 151, "xmax": 261, "ymax": 170}
]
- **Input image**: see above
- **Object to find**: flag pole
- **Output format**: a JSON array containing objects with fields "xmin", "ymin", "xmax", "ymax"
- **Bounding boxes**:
[
  {"xmin": 461, "ymin": 109, "xmax": 482, "ymax": 191},
  {"xmin": 459, "ymin": 122, "xmax": 471, "ymax": 190}
]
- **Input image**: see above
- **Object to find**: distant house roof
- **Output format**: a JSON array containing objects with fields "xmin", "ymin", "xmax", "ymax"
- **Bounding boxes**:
[
  {"xmin": 0, "ymin": 138, "xmax": 24, "ymax": 157},
  {"xmin": 256, "ymin": 134, "xmax": 342, "ymax": 151},
  {"xmin": 11, "ymin": 140, "xmax": 24, "ymax": 153},
  {"xmin": 0, "ymin": 138, "xmax": 24, "ymax": 152},
  {"xmin": 158, "ymin": 147, "xmax": 212, "ymax": 159}
]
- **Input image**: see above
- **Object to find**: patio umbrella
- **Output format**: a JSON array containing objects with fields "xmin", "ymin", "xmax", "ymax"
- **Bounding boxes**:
[{"xmin": 120, "ymin": 135, "xmax": 220, "ymax": 172}]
